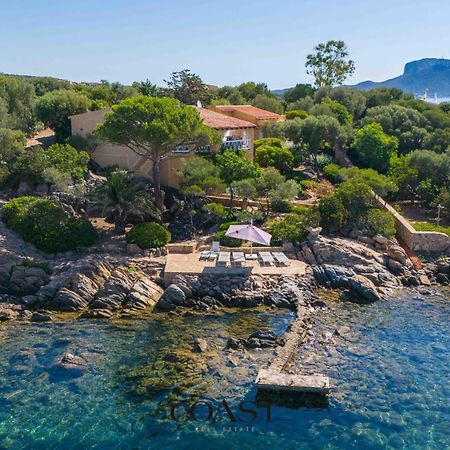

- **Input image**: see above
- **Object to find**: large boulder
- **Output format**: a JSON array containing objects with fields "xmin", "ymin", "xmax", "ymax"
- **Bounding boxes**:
[
  {"xmin": 52, "ymin": 288, "xmax": 89, "ymax": 311},
  {"xmin": 125, "ymin": 276, "xmax": 163, "ymax": 311},
  {"xmin": 159, "ymin": 284, "xmax": 187, "ymax": 308},
  {"xmin": 348, "ymin": 274, "xmax": 381, "ymax": 302},
  {"xmin": 89, "ymin": 266, "xmax": 135, "ymax": 310},
  {"xmin": 8, "ymin": 265, "xmax": 50, "ymax": 295}
]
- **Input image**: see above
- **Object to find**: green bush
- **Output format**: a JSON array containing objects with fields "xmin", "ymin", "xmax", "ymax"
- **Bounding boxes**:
[
  {"xmin": 366, "ymin": 209, "xmax": 396, "ymax": 238},
  {"xmin": 218, "ymin": 221, "xmax": 239, "ymax": 232},
  {"xmin": 271, "ymin": 199, "xmax": 293, "ymax": 213},
  {"xmin": 126, "ymin": 222, "xmax": 171, "ymax": 249},
  {"xmin": 255, "ymin": 145, "xmax": 294, "ymax": 172},
  {"xmin": 2, "ymin": 196, "xmax": 97, "ymax": 253},
  {"xmin": 322, "ymin": 163, "xmax": 341, "ymax": 183},
  {"xmin": 268, "ymin": 214, "xmax": 308, "ymax": 245},
  {"xmin": 214, "ymin": 230, "xmax": 242, "ymax": 247},
  {"xmin": 254, "ymin": 138, "xmax": 282, "ymax": 150},
  {"xmin": 318, "ymin": 195, "xmax": 347, "ymax": 232},
  {"xmin": 285, "ymin": 109, "xmax": 308, "ymax": 120}
]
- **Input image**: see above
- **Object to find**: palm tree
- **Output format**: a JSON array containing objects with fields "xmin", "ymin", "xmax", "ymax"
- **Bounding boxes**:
[{"xmin": 92, "ymin": 170, "xmax": 156, "ymax": 234}]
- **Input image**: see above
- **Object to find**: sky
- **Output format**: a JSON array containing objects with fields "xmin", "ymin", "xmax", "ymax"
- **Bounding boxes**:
[{"xmin": 0, "ymin": 0, "xmax": 449, "ymax": 89}]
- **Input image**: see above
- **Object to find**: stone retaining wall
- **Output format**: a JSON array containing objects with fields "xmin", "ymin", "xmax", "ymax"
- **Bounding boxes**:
[{"xmin": 374, "ymin": 195, "xmax": 450, "ymax": 253}]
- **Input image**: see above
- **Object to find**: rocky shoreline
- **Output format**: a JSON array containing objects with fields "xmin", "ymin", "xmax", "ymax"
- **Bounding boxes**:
[{"xmin": 1, "ymin": 223, "xmax": 449, "ymax": 328}]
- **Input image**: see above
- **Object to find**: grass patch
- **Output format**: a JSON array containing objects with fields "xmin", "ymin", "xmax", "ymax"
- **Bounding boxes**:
[{"xmin": 412, "ymin": 221, "xmax": 450, "ymax": 236}]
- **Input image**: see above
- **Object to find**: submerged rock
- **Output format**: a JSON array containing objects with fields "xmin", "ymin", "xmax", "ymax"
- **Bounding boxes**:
[
  {"xmin": 58, "ymin": 353, "xmax": 87, "ymax": 374},
  {"xmin": 81, "ymin": 309, "xmax": 113, "ymax": 319},
  {"xmin": 31, "ymin": 311, "xmax": 53, "ymax": 322},
  {"xmin": 192, "ymin": 338, "xmax": 208, "ymax": 353}
]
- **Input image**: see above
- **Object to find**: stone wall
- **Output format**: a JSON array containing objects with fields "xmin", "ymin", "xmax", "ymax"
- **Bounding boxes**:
[{"xmin": 374, "ymin": 195, "xmax": 450, "ymax": 253}]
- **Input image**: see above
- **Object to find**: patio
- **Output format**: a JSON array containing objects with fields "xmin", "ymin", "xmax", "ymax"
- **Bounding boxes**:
[{"xmin": 163, "ymin": 252, "xmax": 308, "ymax": 285}]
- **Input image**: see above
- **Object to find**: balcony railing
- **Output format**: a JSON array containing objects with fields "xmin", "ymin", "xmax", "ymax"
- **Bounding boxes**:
[
  {"xmin": 172, "ymin": 144, "xmax": 192, "ymax": 154},
  {"xmin": 222, "ymin": 138, "xmax": 251, "ymax": 151},
  {"xmin": 172, "ymin": 138, "xmax": 251, "ymax": 155}
]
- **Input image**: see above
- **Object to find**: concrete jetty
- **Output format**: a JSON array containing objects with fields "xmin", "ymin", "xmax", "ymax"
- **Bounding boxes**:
[{"xmin": 255, "ymin": 304, "xmax": 330, "ymax": 395}]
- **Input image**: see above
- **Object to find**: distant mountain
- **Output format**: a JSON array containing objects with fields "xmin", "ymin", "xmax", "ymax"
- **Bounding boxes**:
[
  {"xmin": 271, "ymin": 88, "xmax": 289, "ymax": 97},
  {"xmin": 352, "ymin": 58, "xmax": 450, "ymax": 97}
]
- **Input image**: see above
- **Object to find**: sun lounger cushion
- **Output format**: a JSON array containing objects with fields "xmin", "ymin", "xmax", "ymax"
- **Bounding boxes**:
[
  {"xmin": 232, "ymin": 252, "xmax": 245, "ymax": 265},
  {"xmin": 218, "ymin": 251, "xmax": 231, "ymax": 265},
  {"xmin": 259, "ymin": 252, "xmax": 274, "ymax": 265},
  {"xmin": 272, "ymin": 252, "xmax": 290, "ymax": 266}
]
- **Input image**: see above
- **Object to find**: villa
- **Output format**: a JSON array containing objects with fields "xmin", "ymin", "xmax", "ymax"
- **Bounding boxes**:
[
  {"xmin": 70, "ymin": 104, "xmax": 282, "ymax": 188},
  {"xmin": 212, "ymin": 105, "xmax": 285, "ymax": 138}
]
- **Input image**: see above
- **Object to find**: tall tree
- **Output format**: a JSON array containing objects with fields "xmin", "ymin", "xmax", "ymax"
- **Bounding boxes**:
[
  {"xmin": 35, "ymin": 90, "xmax": 90, "ymax": 140},
  {"xmin": 133, "ymin": 79, "xmax": 162, "ymax": 97},
  {"xmin": 305, "ymin": 40, "xmax": 355, "ymax": 87},
  {"xmin": 94, "ymin": 96, "xmax": 220, "ymax": 211},
  {"xmin": 164, "ymin": 70, "xmax": 211, "ymax": 105},
  {"xmin": 215, "ymin": 149, "xmax": 260, "ymax": 209}
]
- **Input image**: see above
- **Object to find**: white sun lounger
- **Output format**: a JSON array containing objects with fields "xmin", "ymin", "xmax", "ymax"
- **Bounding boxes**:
[
  {"xmin": 200, "ymin": 241, "xmax": 220, "ymax": 260},
  {"xmin": 217, "ymin": 251, "xmax": 231, "ymax": 266},
  {"xmin": 272, "ymin": 252, "xmax": 291, "ymax": 266},
  {"xmin": 232, "ymin": 252, "xmax": 245, "ymax": 266},
  {"xmin": 259, "ymin": 252, "xmax": 274, "ymax": 266}
]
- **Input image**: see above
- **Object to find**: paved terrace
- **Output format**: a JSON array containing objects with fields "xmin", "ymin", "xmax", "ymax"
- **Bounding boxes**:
[{"xmin": 163, "ymin": 252, "xmax": 308, "ymax": 285}]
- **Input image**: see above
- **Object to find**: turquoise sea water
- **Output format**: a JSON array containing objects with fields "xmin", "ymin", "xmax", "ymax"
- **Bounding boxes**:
[{"xmin": 0, "ymin": 291, "xmax": 449, "ymax": 450}]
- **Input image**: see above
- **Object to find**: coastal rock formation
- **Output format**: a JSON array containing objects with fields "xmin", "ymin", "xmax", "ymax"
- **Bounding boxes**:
[
  {"xmin": 0, "ymin": 252, "xmax": 164, "ymax": 321},
  {"xmin": 156, "ymin": 273, "xmax": 315, "ymax": 311},
  {"xmin": 302, "ymin": 234, "xmax": 408, "ymax": 301}
]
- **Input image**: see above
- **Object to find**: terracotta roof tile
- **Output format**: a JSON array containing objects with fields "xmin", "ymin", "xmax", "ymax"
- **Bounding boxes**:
[
  {"xmin": 193, "ymin": 106, "xmax": 256, "ymax": 130},
  {"xmin": 214, "ymin": 105, "xmax": 282, "ymax": 120}
]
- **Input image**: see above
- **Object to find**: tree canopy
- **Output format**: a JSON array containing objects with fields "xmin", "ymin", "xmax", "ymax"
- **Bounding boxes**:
[
  {"xmin": 352, "ymin": 122, "xmax": 398, "ymax": 173},
  {"xmin": 164, "ymin": 70, "xmax": 211, "ymax": 105},
  {"xmin": 94, "ymin": 96, "xmax": 220, "ymax": 210},
  {"xmin": 305, "ymin": 40, "xmax": 355, "ymax": 87},
  {"xmin": 35, "ymin": 89, "xmax": 91, "ymax": 140}
]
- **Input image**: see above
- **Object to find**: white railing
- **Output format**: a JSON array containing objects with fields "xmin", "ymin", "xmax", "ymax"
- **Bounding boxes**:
[
  {"xmin": 172, "ymin": 145, "xmax": 192, "ymax": 154},
  {"xmin": 222, "ymin": 138, "xmax": 251, "ymax": 151}
]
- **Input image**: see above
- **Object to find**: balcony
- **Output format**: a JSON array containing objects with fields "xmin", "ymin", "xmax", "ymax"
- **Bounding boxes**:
[
  {"xmin": 222, "ymin": 138, "xmax": 251, "ymax": 151},
  {"xmin": 172, "ymin": 144, "xmax": 193, "ymax": 154}
]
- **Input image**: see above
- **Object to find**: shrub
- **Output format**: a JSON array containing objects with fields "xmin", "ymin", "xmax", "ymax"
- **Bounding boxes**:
[
  {"xmin": 2, "ymin": 196, "xmax": 97, "ymax": 253},
  {"xmin": 268, "ymin": 213, "xmax": 308, "ymax": 245},
  {"xmin": 285, "ymin": 109, "xmax": 308, "ymax": 120},
  {"xmin": 306, "ymin": 153, "xmax": 332, "ymax": 171},
  {"xmin": 322, "ymin": 163, "xmax": 341, "ymax": 183},
  {"xmin": 214, "ymin": 230, "xmax": 242, "ymax": 247},
  {"xmin": 318, "ymin": 195, "xmax": 347, "ymax": 232},
  {"xmin": 254, "ymin": 138, "xmax": 282, "ymax": 150},
  {"xmin": 255, "ymin": 145, "xmax": 294, "ymax": 172},
  {"xmin": 365, "ymin": 209, "xmax": 396, "ymax": 238},
  {"xmin": 271, "ymin": 199, "xmax": 293, "ymax": 213},
  {"xmin": 335, "ymin": 180, "xmax": 375, "ymax": 225},
  {"xmin": 126, "ymin": 222, "xmax": 171, "ymax": 249}
]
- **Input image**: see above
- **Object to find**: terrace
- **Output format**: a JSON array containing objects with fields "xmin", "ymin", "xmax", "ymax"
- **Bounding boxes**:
[{"xmin": 163, "ymin": 247, "xmax": 308, "ymax": 285}]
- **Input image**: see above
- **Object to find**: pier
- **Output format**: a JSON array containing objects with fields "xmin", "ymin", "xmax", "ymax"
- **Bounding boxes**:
[{"xmin": 255, "ymin": 304, "xmax": 330, "ymax": 395}]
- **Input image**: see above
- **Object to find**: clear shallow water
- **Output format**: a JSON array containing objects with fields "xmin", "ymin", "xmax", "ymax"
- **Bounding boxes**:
[{"xmin": 0, "ymin": 291, "xmax": 449, "ymax": 450}]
